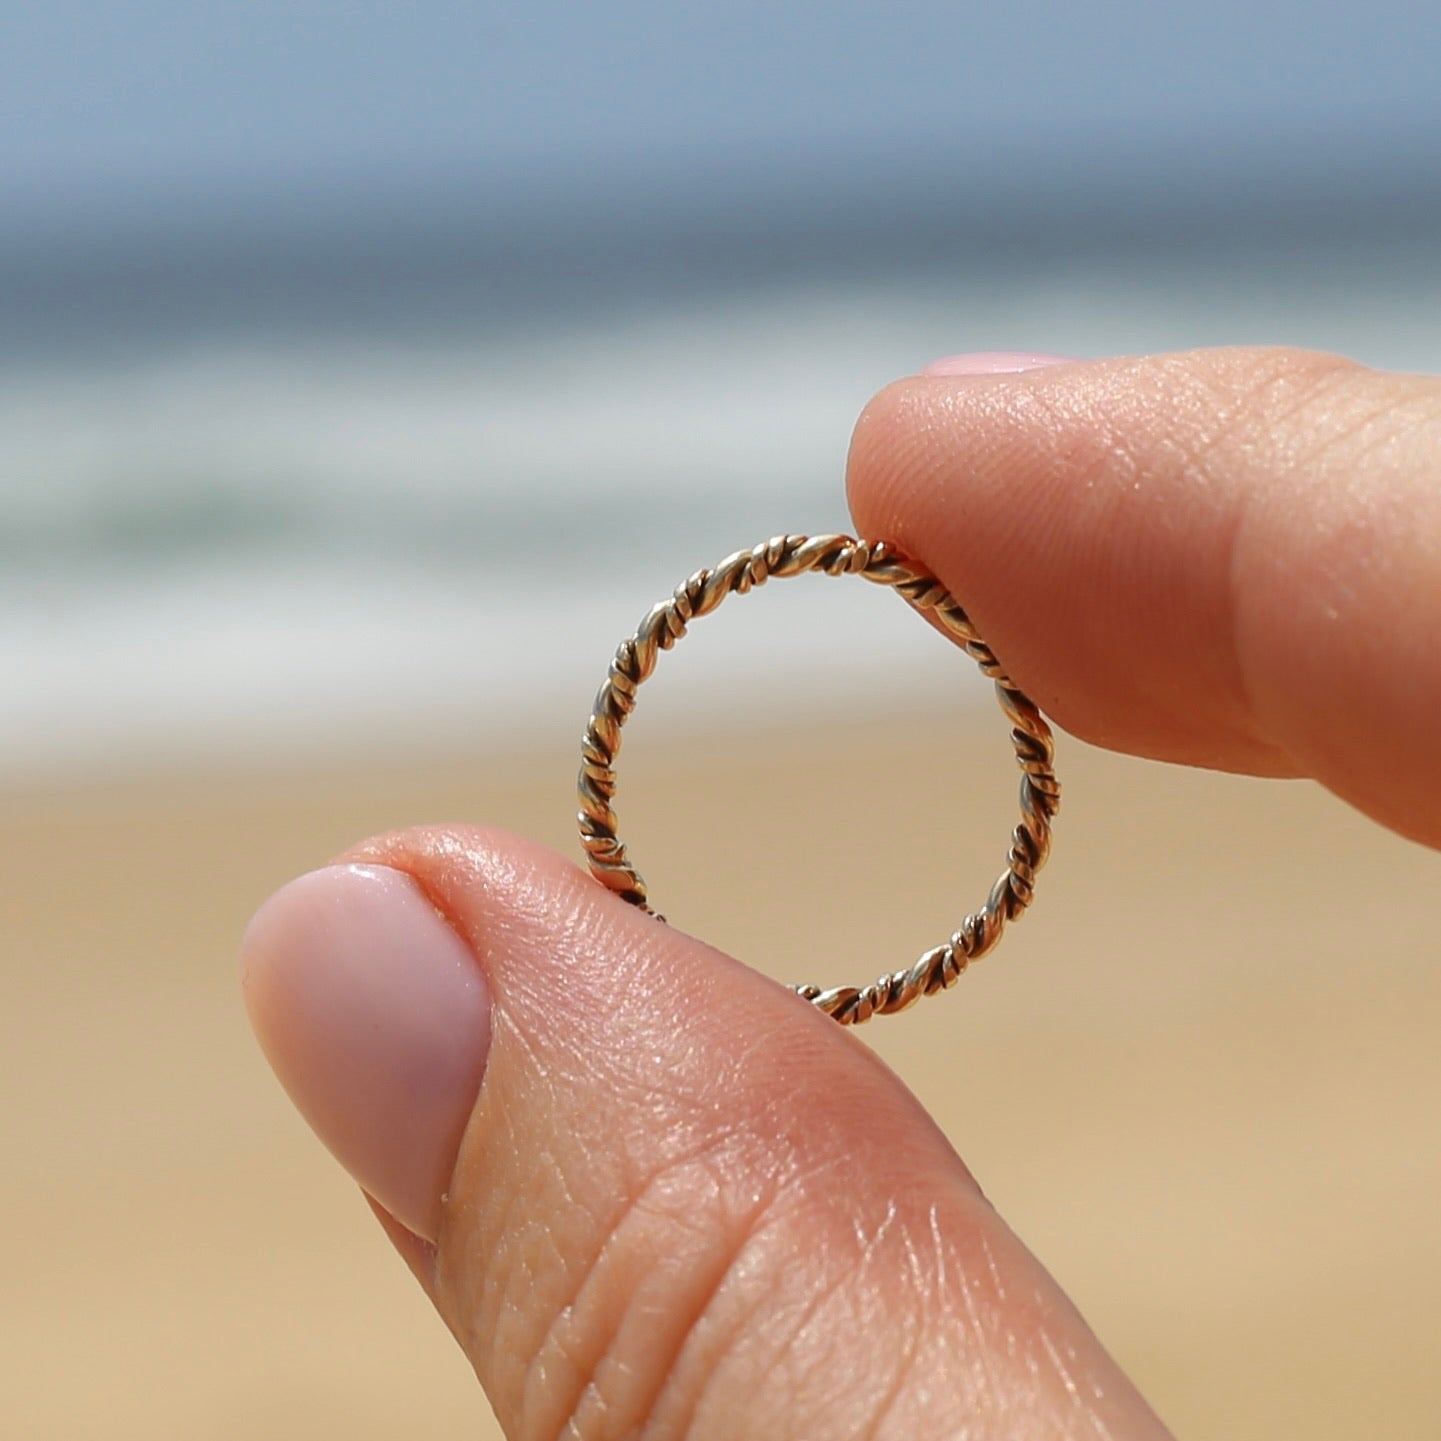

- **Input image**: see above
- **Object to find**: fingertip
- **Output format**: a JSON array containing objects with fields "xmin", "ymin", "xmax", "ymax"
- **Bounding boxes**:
[
  {"xmin": 240, "ymin": 861, "xmax": 492, "ymax": 1243},
  {"xmin": 847, "ymin": 350, "xmax": 1333, "ymax": 777},
  {"xmin": 849, "ymin": 347, "xmax": 1441, "ymax": 843}
]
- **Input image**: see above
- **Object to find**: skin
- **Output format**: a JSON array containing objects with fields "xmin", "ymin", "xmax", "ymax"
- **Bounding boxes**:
[{"xmin": 244, "ymin": 347, "xmax": 1441, "ymax": 1438}]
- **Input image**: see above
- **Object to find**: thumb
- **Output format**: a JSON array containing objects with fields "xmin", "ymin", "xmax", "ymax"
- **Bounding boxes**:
[{"xmin": 241, "ymin": 827, "xmax": 1172, "ymax": 1440}]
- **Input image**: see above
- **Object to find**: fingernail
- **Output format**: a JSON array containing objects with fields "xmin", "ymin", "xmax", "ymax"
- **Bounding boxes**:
[
  {"xmin": 921, "ymin": 351, "xmax": 1076, "ymax": 376},
  {"xmin": 240, "ymin": 863, "xmax": 491, "ymax": 1242}
]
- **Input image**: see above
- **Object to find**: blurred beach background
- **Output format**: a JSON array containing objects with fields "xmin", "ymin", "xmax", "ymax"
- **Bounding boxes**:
[{"xmin": 3, "ymin": 3, "xmax": 1439, "ymax": 1437}]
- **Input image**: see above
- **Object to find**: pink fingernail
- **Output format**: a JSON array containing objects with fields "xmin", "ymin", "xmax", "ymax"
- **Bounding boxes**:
[
  {"xmin": 921, "ymin": 352, "xmax": 1076, "ymax": 376},
  {"xmin": 240, "ymin": 863, "xmax": 491, "ymax": 1243}
]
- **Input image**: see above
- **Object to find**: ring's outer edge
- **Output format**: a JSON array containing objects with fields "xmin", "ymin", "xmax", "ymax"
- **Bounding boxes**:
[{"xmin": 576, "ymin": 533, "xmax": 1059, "ymax": 1027}]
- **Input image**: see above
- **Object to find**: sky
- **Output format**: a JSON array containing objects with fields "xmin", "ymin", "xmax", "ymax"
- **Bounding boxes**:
[
  {"xmin": 2, "ymin": 1, "xmax": 1438, "ymax": 361},
  {"xmin": 4, "ymin": 0, "xmax": 1440, "ymax": 219}
]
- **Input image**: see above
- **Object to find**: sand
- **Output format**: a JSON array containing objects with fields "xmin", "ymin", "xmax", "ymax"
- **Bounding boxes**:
[{"xmin": 3, "ymin": 713, "xmax": 1438, "ymax": 1439}]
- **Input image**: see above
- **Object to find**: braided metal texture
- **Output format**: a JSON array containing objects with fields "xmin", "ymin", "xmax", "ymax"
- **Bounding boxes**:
[{"xmin": 577, "ymin": 534, "xmax": 1059, "ymax": 1027}]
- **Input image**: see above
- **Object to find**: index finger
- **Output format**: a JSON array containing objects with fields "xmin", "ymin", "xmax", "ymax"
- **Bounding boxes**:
[{"xmin": 847, "ymin": 347, "xmax": 1441, "ymax": 849}]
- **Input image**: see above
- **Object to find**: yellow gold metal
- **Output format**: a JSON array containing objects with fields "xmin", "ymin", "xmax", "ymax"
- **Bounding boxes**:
[{"xmin": 577, "ymin": 533, "xmax": 1059, "ymax": 1026}]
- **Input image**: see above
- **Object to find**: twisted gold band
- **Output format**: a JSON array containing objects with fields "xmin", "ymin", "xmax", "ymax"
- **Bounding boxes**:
[{"xmin": 577, "ymin": 533, "xmax": 1059, "ymax": 1026}]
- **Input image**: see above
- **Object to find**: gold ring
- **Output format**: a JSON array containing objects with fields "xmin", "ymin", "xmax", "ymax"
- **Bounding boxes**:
[{"xmin": 577, "ymin": 533, "xmax": 1059, "ymax": 1026}]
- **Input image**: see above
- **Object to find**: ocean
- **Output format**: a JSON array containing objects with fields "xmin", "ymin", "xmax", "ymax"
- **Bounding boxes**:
[{"xmin": 4, "ymin": 196, "xmax": 1440, "ymax": 786}]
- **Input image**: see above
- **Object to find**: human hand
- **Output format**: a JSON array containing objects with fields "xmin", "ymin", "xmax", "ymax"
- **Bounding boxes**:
[{"xmin": 241, "ymin": 347, "xmax": 1441, "ymax": 1439}]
